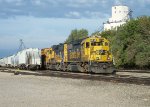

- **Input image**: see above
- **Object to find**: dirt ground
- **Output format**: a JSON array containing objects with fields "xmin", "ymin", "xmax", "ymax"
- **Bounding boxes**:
[{"xmin": 0, "ymin": 71, "xmax": 150, "ymax": 107}]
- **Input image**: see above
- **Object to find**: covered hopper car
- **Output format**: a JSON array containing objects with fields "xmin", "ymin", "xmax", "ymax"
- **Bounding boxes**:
[{"xmin": 0, "ymin": 48, "xmax": 41, "ymax": 70}]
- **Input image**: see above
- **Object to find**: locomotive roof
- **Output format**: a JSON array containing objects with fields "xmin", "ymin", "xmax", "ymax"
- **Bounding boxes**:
[
  {"xmin": 68, "ymin": 38, "xmax": 86, "ymax": 45},
  {"xmin": 81, "ymin": 36, "xmax": 108, "ymax": 44},
  {"xmin": 52, "ymin": 43, "xmax": 64, "ymax": 52}
]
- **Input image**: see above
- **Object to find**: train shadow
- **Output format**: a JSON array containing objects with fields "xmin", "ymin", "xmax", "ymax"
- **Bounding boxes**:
[
  {"xmin": 1, "ymin": 68, "xmax": 150, "ymax": 86},
  {"xmin": 34, "ymin": 70, "xmax": 150, "ymax": 86}
]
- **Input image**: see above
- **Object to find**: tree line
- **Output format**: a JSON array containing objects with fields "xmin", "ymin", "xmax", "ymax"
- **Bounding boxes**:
[{"xmin": 65, "ymin": 29, "xmax": 88, "ymax": 43}]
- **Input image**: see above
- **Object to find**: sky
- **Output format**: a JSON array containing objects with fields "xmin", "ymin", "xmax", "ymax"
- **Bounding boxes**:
[{"xmin": 0, "ymin": 0, "xmax": 150, "ymax": 58}]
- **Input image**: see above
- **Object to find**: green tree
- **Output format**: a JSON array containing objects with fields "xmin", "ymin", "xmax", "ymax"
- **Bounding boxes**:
[
  {"xmin": 91, "ymin": 30, "xmax": 116, "ymax": 41},
  {"xmin": 65, "ymin": 29, "xmax": 88, "ymax": 43},
  {"xmin": 92, "ymin": 16, "xmax": 150, "ymax": 69},
  {"xmin": 112, "ymin": 16, "xmax": 150, "ymax": 68}
]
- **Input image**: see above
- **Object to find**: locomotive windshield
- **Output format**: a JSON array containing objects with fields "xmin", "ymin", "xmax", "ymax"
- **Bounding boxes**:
[{"xmin": 91, "ymin": 41, "xmax": 103, "ymax": 46}]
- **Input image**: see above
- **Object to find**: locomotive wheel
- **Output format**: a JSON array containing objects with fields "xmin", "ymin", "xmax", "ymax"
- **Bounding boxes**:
[
  {"xmin": 84, "ymin": 64, "xmax": 89, "ymax": 73},
  {"xmin": 79, "ymin": 63, "xmax": 89, "ymax": 73},
  {"xmin": 62, "ymin": 64, "xmax": 68, "ymax": 72},
  {"xmin": 77, "ymin": 63, "xmax": 84, "ymax": 72},
  {"xmin": 62, "ymin": 67, "xmax": 67, "ymax": 72},
  {"xmin": 56, "ymin": 64, "xmax": 60, "ymax": 71},
  {"xmin": 67, "ymin": 64, "xmax": 72, "ymax": 72},
  {"xmin": 36, "ymin": 65, "xmax": 40, "ymax": 70}
]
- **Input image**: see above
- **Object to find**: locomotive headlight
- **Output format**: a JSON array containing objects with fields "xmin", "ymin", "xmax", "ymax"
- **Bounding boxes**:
[{"xmin": 107, "ymin": 57, "xmax": 110, "ymax": 60}]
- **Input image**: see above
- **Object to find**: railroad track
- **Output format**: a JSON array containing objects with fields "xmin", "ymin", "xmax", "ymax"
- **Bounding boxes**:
[
  {"xmin": 0, "ymin": 67, "xmax": 150, "ymax": 86},
  {"xmin": 116, "ymin": 69, "xmax": 150, "ymax": 73}
]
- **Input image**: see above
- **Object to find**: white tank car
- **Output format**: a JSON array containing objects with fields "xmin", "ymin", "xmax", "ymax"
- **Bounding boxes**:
[
  {"xmin": 0, "ymin": 58, "xmax": 5, "ymax": 67},
  {"xmin": 29, "ymin": 48, "xmax": 41, "ymax": 70},
  {"xmin": 14, "ymin": 48, "xmax": 41, "ymax": 70},
  {"xmin": 13, "ymin": 54, "xmax": 19, "ymax": 68},
  {"xmin": 0, "ymin": 48, "xmax": 41, "ymax": 70},
  {"xmin": 3, "ymin": 57, "xmax": 8, "ymax": 66},
  {"xmin": 14, "ymin": 50, "xmax": 26, "ymax": 69},
  {"xmin": 10, "ymin": 55, "xmax": 16, "ymax": 68},
  {"xmin": 26, "ymin": 48, "xmax": 41, "ymax": 70},
  {"xmin": 7, "ymin": 55, "xmax": 14, "ymax": 67}
]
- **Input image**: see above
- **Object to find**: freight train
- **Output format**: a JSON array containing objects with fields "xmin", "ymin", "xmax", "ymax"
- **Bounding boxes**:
[{"xmin": 0, "ymin": 36, "xmax": 115, "ymax": 74}]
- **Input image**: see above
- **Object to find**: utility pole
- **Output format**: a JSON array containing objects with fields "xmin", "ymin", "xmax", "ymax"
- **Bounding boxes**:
[{"xmin": 18, "ymin": 39, "xmax": 26, "ymax": 51}]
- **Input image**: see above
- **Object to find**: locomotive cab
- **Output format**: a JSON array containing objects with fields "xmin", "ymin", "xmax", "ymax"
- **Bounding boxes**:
[
  {"xmin": 81, "ymin": 36, "xmax": 115, "ymax": 73},
  {"xmin": 81, "ymin": 36, "xmax": 112, "ymax": 62}
]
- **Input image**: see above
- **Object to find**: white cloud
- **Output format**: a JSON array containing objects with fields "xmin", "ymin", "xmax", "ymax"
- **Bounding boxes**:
[
  {"xmin": 31, "ymin": 0, "xmax": 58, "ymax": 6},
  {"xmin": 33, "ymin": 0, "xmax": 42, "ymax": 5},
  {"xmin": 0, "ymin": 16, "xmax": 105, "ymax": 50},
  {"xmin": 4, "ymin": 0, "xmax": 23, "ymax": 5},
  {"xmin": 65, "ymin": 11, "xmax": 81, "ymax": 18},
  {"xmin": 114, "ymin": 0, "xmax": 123, "ymax": 5},
  {"xmin": 85, "ymin": 11, "xmax": 109, "ymax": 19},
  {"xmin": 65, "ymin": 11, "xmax": 109, "ymax": 19},
  {"xmin": 67, "ymin": 0, "xmax": 106, "ymax": 8},
  {"xmin": 137, "ymin": 0, "xmax": 150, "ymax": 6}
]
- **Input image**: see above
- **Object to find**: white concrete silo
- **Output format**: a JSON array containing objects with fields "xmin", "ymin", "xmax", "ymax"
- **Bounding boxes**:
[{"xmin": 104, "ymin": 5, "xmax": 132, "ymax": 30}]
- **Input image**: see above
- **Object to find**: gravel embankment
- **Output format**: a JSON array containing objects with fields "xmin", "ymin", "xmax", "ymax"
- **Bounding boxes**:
[{"xmin": 0, "ymin": 72, "xmax": 150, "ymax": 107}]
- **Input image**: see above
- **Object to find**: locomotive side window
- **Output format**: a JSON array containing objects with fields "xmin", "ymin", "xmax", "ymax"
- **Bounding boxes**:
[
  {"xmin": 98, "ymin": 41, "xmax": 103, "ymax": 46},
  {"xmin": 86, "ymin": 42, "xmax": 89, "ymax": 48},
  {"xmin": 97, "ymin": 42, "xmax": 100, "ymax": 46},
  {"xmin": 91, "ymin": 42, "xmax": 103, "ymax": 46},
  {"xmin": 91, "ymin": 42, "xmax": 94, "ymax": 46}
]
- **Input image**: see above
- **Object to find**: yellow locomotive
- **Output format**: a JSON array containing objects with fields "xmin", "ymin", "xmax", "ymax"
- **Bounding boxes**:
[{"xmin": 41, "ymin": 36, "xmax": 115, "ymax": 73}]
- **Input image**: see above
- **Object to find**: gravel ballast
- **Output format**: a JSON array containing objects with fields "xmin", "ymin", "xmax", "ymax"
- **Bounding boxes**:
[{"xmin": 0, "ymin": 72, "xmax": 150, "ymax": 107}]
